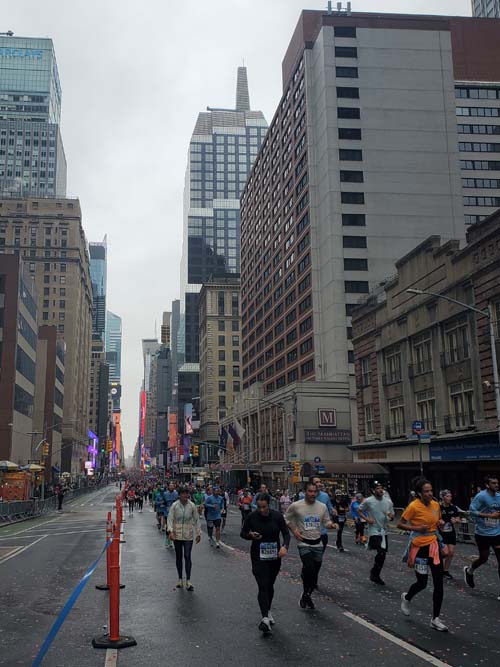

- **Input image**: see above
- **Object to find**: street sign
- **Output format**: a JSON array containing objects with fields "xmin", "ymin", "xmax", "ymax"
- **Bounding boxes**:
[
  {"xmin": 412, "ymin": 420, "xmax": 424, "ymax": 434},
  {"xmin": 282, "ymin": 464, "xmax": 294, "ymax": 472},
  {"xmin": 313, "ymin": 456, "xmax": 321, "ymax": 463},
  {"xmin": 315, "ymin": 465, "xmax": 326, "ymax": 473},
  {"xmin": 419, "ymin": 433, "xmax": 432, "ymax": 444}
]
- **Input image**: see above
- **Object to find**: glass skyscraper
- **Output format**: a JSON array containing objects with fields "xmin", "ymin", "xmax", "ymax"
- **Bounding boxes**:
[
  {"xmin": 89, "ymin": 237, "xmax": 107, "ymax": 341},
  {"xmin": 106, "ymin": 310, "xmax": 122, "ymax": 383},
  {"xmin": 0, "ymin": 34, "xmax": 66, "ymax": 197},
  {"xmin": 179, "ymin": 67, "xmax": 267, "ymax": 364}
]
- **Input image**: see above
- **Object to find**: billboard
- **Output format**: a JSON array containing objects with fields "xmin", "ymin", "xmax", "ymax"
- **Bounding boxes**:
[
  {"xmin": 168, "ymin": 410, "xmax": 178, "ymax": 449},
  {"xmin": 184, "ymin": 403, "xmax": 193, "ymax": 435}
]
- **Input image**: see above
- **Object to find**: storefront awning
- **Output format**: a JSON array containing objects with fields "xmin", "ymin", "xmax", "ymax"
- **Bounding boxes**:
[{"xmin": 314, "ymin": 462, "xmax": 388, "ymax": 476}]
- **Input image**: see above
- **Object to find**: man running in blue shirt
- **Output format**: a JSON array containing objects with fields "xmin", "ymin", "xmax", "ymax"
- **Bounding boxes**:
[
  {"xmin": 162, "ymin": 483, "xmax": 178, "ymax": 548},
  {"xmin": 465, "ymin": 476, "xmax": 500, "ymax": 596},
  {"xmin": 204, "ymin": 487, "xmax": 224, "ymax": 548},
  {"xmin": 312, "ymin": 477, "xmax": 334, "ymax": 553}
]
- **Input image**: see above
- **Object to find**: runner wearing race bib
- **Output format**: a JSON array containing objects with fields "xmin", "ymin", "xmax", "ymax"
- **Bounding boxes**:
[
  {"xmin": 439, "ymin": 490, "xmax": 461, "ymax": 579},
  {"xmin": 285, "ymin": 482, "xmax": 337, "ymax": 610},
  {"xmin": 464, "ymin": 476, "xmax": 500, "ymax": 595},
  {"xmin": 241, "ymin": 492, "xmax": 290, "ymax": 635},
  {"xmin": 398, "ymin": 477, "xmax": 447, "ymax": 632}
]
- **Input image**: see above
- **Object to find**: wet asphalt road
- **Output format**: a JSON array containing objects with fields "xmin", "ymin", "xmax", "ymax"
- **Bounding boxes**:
[{"xmin": 1, "ymin": 491, "xmax": 500, "ymax": 667}]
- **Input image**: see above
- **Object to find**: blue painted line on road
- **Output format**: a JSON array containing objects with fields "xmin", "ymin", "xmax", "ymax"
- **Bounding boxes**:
[{"xmin": 32, "ymin": 537, "xmax": 113, "ymax": 667}]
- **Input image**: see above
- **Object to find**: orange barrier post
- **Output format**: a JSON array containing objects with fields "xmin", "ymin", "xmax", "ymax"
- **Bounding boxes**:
[{"xmin": 92, "ymin": 523, "xmax": 136, "ymax": 650}]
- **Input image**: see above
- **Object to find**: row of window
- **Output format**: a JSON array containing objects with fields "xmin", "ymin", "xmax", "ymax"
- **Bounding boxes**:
[
  {"xmin": 264, "ymin": 358, "xmax": 314, "ymax": 393},
  {"xmin": 462, "ymin": 177, "xmax": 500, "ymax": 189},
  {"xmin": 459, "ymin": 142, "xmax": 500, "ymax": 153},
  {"xmin": 456, "ymin": 87, "xmax": 500, "ymax": 100},
  {"xmin": 463, "ymin": 196, "xmax": 500, "ymax": 207},
  {"xmin": 458, "ymin": 124, "xmax": 500, "ymax": 135},
  {"xmin": 456, "ymin": 106, "xmax": 500, "ymax": 117},
  {"xmin": 460, "ymin": 159, "xmax": 500, "ymax": 171}
]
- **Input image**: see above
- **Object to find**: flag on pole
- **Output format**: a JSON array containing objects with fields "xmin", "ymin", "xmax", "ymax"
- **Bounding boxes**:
[{"xmin": 228, "ymin": 423, "xmax": 241, "ymax": 448}]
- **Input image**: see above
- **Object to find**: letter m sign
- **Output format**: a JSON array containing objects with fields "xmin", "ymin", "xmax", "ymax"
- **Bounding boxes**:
[{"xmin": 318, "ymin": 409, "xmax": 337, "ymax": 428}]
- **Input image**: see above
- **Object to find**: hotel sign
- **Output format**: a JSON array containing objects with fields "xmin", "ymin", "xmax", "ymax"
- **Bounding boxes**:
[
  {"xmin": 0, "ymin": 47, "xmax": 43, "ymax": 59},
  {"xmin": 305, "ymin": 428, "xmax": 352, "ymax": 444},
  {"xmin": 318, "ymin": 409, "xmax": 337, "ymax": 428}
]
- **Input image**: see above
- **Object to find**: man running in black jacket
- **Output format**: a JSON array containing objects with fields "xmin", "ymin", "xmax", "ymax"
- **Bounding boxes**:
[{"xmin": 241, "ymin": 492, "xmax": 290, "ymax": 635}]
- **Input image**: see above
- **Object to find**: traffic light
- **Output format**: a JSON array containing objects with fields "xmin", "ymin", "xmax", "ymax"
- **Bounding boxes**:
[
  {"xmin": 189, "ymin": 445, "xmax": 193, "ymax": 456},
  {"xmin": 106, "ymin": 438, "xmax": 113, "ymax": 454},
  {"xmin": 292, "ymin": 461, "xmax": 301, "ymax": 483},
  {"xmin": 42, "ymin": 442, "xmax": 49, "ymax": 457},
  {"xmin": 193, "ymin": 445, "xmax": 199, "ymax": 457}
]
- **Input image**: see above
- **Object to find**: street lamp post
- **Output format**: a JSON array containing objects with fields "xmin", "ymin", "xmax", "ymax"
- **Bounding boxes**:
[{"xmin": 407, "ymin": 288, "xmax": 500, "ymax": 446}]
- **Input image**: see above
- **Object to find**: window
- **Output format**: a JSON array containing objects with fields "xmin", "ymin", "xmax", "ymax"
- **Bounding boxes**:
[
  {"xmin": 334, "ymin": 26, "xmax": 356, "ymax": 37},
  {"xmin": 345, "ymin": 303, "xmax": 356, "ymax": 316},
  {"xmin": 232, "ymin": 350, "xmax": 239, "ymax": 362},
  {"xmin": 495, "ymin": 301, "xmax": 500, "ymax": 340},
  {"xmin": 218, "ymin": 335, "xmax": 225, "ymax": 346},
  {"xmin": 343, "ymin": 235, "xmax": 367, "ymax": 248},
  {"xmin": 232, "ymin": 320, "xmax": 239, "ymax": 332},
  {"xmin": 344, "ymin": 258, "xmax": 368, "ymax": 271},
  {"xmin": 218, "ymin": 381, "xmax": 226, "ymax": 392},
  {"xmin": 339, "ymin": 149, "xmax": 362, "ymax": 161},
  {"xmin": 345, "ymin": 280, "xmax": 369, "ymax": 293},
  {"xmin": 341, "ymin": 192, "xmax": 365, "ymax": 204},
  {"xmin": 232, "ymin": 335, "xmax": 239, "ymax": 346},
  {"xmin": 218, "ymin": 291, "xmax": 225, "ymax": 315},
  {"xmin": 338, "ymin": 107, "xmax": 360, "ymax": 119},
  {"xmin": 340, "ymin": 170, "xmax": 363, "ymax": 183},
  {"xmin": 336, "ymin": 66, "xmax": 358, "ymax": 78},
  {"xmin": 416, "ymin": 390, "xmax": 436, "ymax": 431},
  {"xmin": 300, "ymin": 337, "xmax": 313, "ymax": 355},
  {"xmin": 233, "ymin": 365, "xmax": 240, "ymax": 377},
  {"xmin": 342, "ymin": 213, "xmax": 366, "ymax": 226},
  {"xmin": 364, "ymin": 405, "xmax": 374, "ymax": 436},
  {"xmin": 287, "ymin": 348, "xmax": 298, "ymax": 363},
  {"xmin": 360, "ymin": 356, "xmax": 370, "ymax": 387},
  {"xmin": 301, "ymin": 359, "xmax": 314, "ymax": 376},
  {"xmin": 16, "ymin": 346, "xmax": 36, "ymax": 384},
  {"xmin": 412, "ymin": 332, "xmax": 432, "ymax": 375},
  {"xmin": 218, "ymin": 350, "xmax": 225, "ymax": 361},
  {"xmin": 219, "ymin": 364, "xmax": 226, "ymax": 376},
  {"xmin": 335, "ymin": 46, "xmax": 357, "ymax": 58},
  {"xmin": 336, "ymin": 87, "xmax": 359, "ymax": 99},
  {"xmin": 448, "ymin": 380, "xmax": 474, "ymax": 429},
  {"xmin": 338, "ymin": 128, "xmax": 362, "ymax": 140},
  {"xmin": 299, "ymin": 316, "xmax": 312, "ymax": 334},
  {"xmin": 218, "ymin": 320, "xmax": 225, "ymax": 332},
  {"xmin": 384, "ymin": 347, "xmax": 402, "ymax": 384},
  {"xmin": 388, "ymin": 398, "xmax": 405, "ymax": 438},
  {"xmin": 14, "ymin": 384, "xmax": 34, "ymax": 418},
  {"xmin": 233, "ymin": 381, "xmax": 240, "ymax": 392},
  {"xmin": 443, "ymin": 317, "xmax": 469, "ymax": 365}
]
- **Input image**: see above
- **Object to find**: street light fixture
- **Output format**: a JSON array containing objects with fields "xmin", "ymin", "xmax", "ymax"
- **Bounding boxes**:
[{"xmin": 406, "ymin": 287, "xmax": 500, "ymax": 445}]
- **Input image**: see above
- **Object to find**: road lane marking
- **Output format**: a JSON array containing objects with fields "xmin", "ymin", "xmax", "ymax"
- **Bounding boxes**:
[
  {"xmin": 0, "ymin": 535, "xmax": 47, "ymax": 565},
  {"xmin": 343, "ymin": 611, "xmax": 453, "ymax": 667},
  {"xmin": 26, "ymin": 529, "xmax": 104, "ymax": 537},
  {"xmin": 219, "ymin": 540, "xmax": 235, "ymax": 551},
  {"xmin": 105, "ymin": 648, "xmax": 118, "ymax": 666}
]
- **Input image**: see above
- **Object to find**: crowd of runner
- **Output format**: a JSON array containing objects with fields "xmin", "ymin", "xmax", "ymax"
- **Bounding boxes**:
[{"xmin": 117, "ymin": 474, "xmax": 500, "ymax": 637}]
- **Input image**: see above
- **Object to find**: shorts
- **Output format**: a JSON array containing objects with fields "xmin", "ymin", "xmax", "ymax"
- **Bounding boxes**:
[
  {"xmin": 207, "ymin": 518, "xmax": 222, "ymax": 528},
  {"xmin": 475, "ymin": 533, "xmax": 500, "ymax": 550},
  {"xmin": 297, "ymin": 544, "xmax": 324, "ymax": 563},
  {"xmin": 368, "ymin": 535, "xmax": 388, "ymax": 552},
  {"xmin": 440, "ymin": 531, "xmax": 457, "ymax": 546}
]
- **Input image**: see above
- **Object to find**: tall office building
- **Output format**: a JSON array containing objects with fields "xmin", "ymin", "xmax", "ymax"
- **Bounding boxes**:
[
  {"xmin": 0, "ymin": 197, "xmax": 92, "ymax": 475},
  {"xmin": 238, "ymin": 11, "xmax": 500, "ymax": 471},
  {"xmin": 0, "ymin": 34, "xmax": 66, "ymax": 197},
  {"xmin": 179, "ymin": 66, "xmax": 268, "ymax": 368},
  {"xmin": 106, "ymin": 311, "xmax": 122, "ymax": 382},
  {"xmin": 472, "ymin": 0, "xmax": 500, "ymax": 17},
  {"xmin": 89, "ymin": 237, "xmax": 107, "ymax": 341}
]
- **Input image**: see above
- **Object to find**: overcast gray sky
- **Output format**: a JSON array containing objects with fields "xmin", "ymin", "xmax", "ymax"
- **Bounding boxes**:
[{"xmin": 5, "ymin": 0, "xmax": 470, "ymax": 455}]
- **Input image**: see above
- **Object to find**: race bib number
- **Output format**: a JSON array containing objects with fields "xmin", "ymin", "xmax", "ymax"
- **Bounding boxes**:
[
  {"xmin": 304, "ymin": 515, "xmax": 321, "ymax": 531},
  {"xmin": 415, "ymin": 557, "xmax": 428, "ymax": 575},
  {"xmin": 260, "ymin": 542, "xmax": 278, "ymax": 560},
  {"xmin": 442, "ymin": 522, "xmax": 453, "ymax": 533},
  {"xmin": 338, "ymin": 516, "xmax": 346, "ymax": 523},
  {"xmin": 485, "ymin": 516, "xmax": 499, "ymax": 528}
]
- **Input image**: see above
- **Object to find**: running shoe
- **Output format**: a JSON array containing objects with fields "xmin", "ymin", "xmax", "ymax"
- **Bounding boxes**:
[
  {"xmin": 299, "ymin": 594, "xmax": 308, "ymax": 609},
  {"xmin": 464, "ymin": 565, "xmax": 475, "ymax": 588},
  {"xmin": 400, "ymin": 592, "xmax": 410, "ymax": 616},
  {"xmin": 267, "ymin": 612, "xmax": 275, "ymax": 625},
  {"xmin": 370, "ymin": 573, "xmax": 385, "ymax": 585},
  {"xmin": 430, "ymin": 616, "xmax": 448, "ymax": 632},
  {"xmin": 216, "ymin": 541, "xmax": 221, "ymax": 549},
  {"xmin": 176, "ymin": 580, "xmax": 183, "ymax": 589},
  {"xmin": 443, "ymin": 571, "xmax": 453, "ymax": 579},
  {"xmin": 305, "ymin": 595, "xmax": 315, "ymax": 610},
  {"xmin": 186, "ymin": 581, "xmax": 194, "ymax": 591},
  {"xmin": 258, "ymin": 618, "xmax": 272, "ymax": 635}
]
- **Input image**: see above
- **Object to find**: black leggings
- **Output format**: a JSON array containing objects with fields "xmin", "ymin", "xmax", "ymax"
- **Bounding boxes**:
[
  {"xmin": 405, "ymin": 546, "xmax": 444, "ymax": 619},
  {"xmin": 336, "ymin": 520, "xmax": 345, "ymax": 548},
  {"xmin": 252, "ymin": 560, "xmax": 281, "ymax": 617},
  {"xmin": 128, "ymin": 499, "xmax": 134, "ymax": 513},
  {"xmin": 298, "ymin": 546, "xmax": 324, "ymax": 596},
  {"xmin": 355, "ymin": 521, "xmax": 365, "ymax": 540},
  {"xmin": 471, "ymin": 543, "xmax": 500, "ymax": 580},
  {"xmin": 174, "ymin": 540, "xmax": 193, "ymax": 579}
]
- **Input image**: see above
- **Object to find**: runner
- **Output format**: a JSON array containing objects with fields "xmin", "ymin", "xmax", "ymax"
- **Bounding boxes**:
[
  {"xmin": 204, "ymin": 486, "xmax": 224, "ymax": 548},
  {"xmin": 279, "ymin": 490, "xmax": 291, "ymax": 514},
  {"xmin": 136, "ymin": 487, "xmax": 144, "ymax": 513},
  {"xmin": 241, "ymin": 492, "xmax": 290, "ymax": 635},
  {"xmin": 167, "ymin": 486, "xmax": 201, "ymax": 590},
  {"xmin": 238, "ymin": 488, "xmax": 253, "ymax": 526},
  {"xmin": 221, "ymin": 488, "xmax": 229, "ymax": 533},
  {"xmin": 127, "ymin": 485, "xmax": 136, "ymax": 515},
  {"xmin": 333, "ymin": 489, "xmax": 349, "ymax": 552},
  {"xmin": 162, "ymin": 482, "xmax": 179, "ymax": 547},
  {"xmin": 312, "ymin": 477, "xmax": 334, "ymax": 553},
  {"xmin": 154, "ymin": 486, "xmax": 164, "ymax": 530},
  {"xmin": 193, "ymin": 486, "xmax": 205, "ymax": 516},
  {"xmin": 285, "ymin": 481, "xmax": 338, "ymax": 609},
  {"xmin": 350, "ymin": 492, "xmax": 367, "ymax": 545},
  {"xmin": 397, "ymin": 477, "xmax": 447, "ymax": 632},
  {"xmin": 439, "ymin": 490, "xmax": 461, "ymax": 579},
  {"xmin": 358, "ymin": 481, "xmax": 394, "ymax": 585},
  {"xmin": 464, "ymin": 476, "xmax": 500, "ymax": 594}
]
